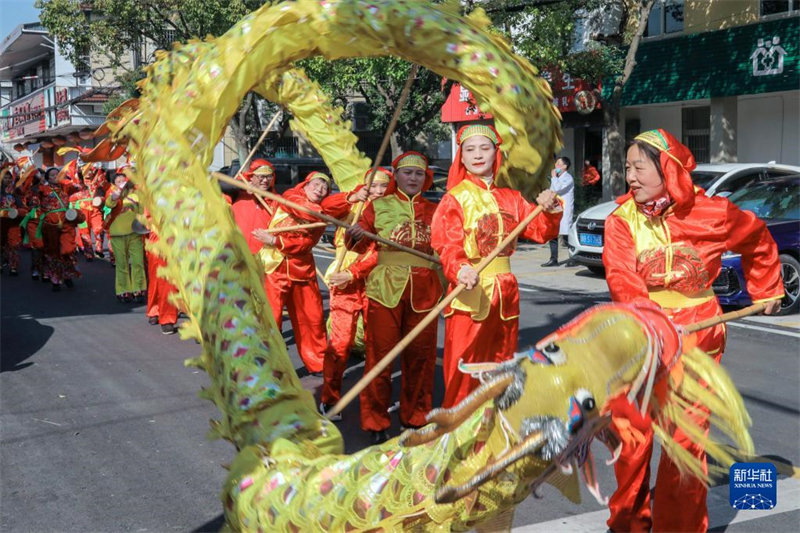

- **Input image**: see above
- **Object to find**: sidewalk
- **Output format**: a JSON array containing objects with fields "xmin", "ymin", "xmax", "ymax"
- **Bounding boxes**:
[{"xmin": 512, "ymin": 241, "xmax": 609, "ymax": 297}]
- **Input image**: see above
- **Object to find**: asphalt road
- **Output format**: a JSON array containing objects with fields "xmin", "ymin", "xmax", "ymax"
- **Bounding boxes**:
[{"xmin": 1, "ymin": 248, "xmax": 798, "ymax": 532}]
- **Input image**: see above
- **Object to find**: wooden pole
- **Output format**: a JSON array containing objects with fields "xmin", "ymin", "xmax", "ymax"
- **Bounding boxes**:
[
  {"xmin": 213, "ymin": 172, "xmax": 440, "ymax": 264},
  {"xmin": 684, "ymin": 302, "xmax": 767, "ymax": 333},
  {"xmin": 330, "ymin": 63, "xmax": 420, "ymax": 275},
  {"xmin": 265, "ymin": 222, "xmax": 327, "ymax": 233},
  {"xmin": 326, "ymin": 204, "xmax": 547, "ymax": 419}
]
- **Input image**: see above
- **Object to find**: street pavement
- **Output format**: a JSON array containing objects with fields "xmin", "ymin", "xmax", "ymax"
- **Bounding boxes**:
[{"xmin": 1, "ymin": 244, "xmax": 798, "ymax": 532}]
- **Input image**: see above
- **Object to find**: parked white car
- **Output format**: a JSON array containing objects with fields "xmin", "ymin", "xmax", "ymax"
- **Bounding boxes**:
[{"xmin": 567, "ymin": 162, "xmax": 800, "ymax": 274}]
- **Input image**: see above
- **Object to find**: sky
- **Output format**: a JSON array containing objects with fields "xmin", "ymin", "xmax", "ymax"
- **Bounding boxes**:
[{"xmin": 1, "ymin": 0, "xmax": 41, "ymax": 41}]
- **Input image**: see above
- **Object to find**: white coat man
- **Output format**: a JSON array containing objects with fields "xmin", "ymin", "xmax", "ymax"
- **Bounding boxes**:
[{"xmin": 541, "ymin": 156, "xmax": 574, "ymax": 267}]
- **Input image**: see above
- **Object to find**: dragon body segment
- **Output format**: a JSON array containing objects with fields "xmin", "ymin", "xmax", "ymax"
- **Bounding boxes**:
[{"xmin": 106, "ymin": 1, "xmax": 754, "ymax": 530}]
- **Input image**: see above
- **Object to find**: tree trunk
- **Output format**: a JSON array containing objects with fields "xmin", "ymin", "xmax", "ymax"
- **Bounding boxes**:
[
  {"xmin": 389, "ymin": 132, "xmax": 403, "ymax": 162},
  {"xmin": 600, "ymin": 0, "xmax": 656, "ymax": 201}
]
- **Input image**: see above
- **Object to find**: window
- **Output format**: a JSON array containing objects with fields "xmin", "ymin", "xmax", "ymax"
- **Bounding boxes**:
[
  {"xmin": 645, "ymin": 0, "xmax": 684, "ymax": 37},
  {"xmin": 682, "ymin": 106, "xmax": 709, "ymax": 163},
  {"xmin": 761, "ymin": 1, "xmax": 799, "ymax": 16}
]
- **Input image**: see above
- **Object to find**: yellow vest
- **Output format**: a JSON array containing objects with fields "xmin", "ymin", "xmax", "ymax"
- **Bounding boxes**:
[
  {"xmin": 365, "ymin": 193, "xmax": 438, "ymax": 310},
  {"xmin": 258, "ymin": 207, "xmax": 292, "ymax": 275},
  {"xmin": 614, "ymin": 199, "xmax": 714, "ymax": 309},
  {"xmin": 447, "ymin": 179, "xmax": 512, "ymax": 320}
]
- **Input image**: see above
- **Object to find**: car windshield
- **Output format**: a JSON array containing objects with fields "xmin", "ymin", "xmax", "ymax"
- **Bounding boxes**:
[
  {"xmin": 690, "ymin": 170, "xmax": 724, "ymax": 189},
  {"xmin": 727, "ymin": 180, "xmax": 800, "ymax": 221}
]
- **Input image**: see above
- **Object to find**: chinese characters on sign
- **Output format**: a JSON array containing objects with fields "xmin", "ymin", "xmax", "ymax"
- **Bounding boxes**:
[
  {"xmin": 540, "ymin": 67, "xmax": 599, "ymax": 114},
  {"xmin": 729, "ymin": 462, "xmax": 777, "ymax": 510}
]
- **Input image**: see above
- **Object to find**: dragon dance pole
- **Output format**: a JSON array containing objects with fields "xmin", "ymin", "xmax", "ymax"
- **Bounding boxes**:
[
  {"xmin": 685, "ymin": 302, "xmax": 767, "ymax": 333},
  {"xmin": 213, "ymin": 172, "xmax": 441, "ymax": 264},
  {"xmin": 326, "ymin": 204, "xmax": 547, "ymax": 419},
  {"xmin": 329, "ymin": 63, "xmax": 421, "ymax": 275},
  {"xmin": 265, "ymin": 221, "xmax": 328, "ymax": 233}
]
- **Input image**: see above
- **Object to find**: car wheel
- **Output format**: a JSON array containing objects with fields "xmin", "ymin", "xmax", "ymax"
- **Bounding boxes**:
[
  {"xmin": 587, "ymin": 265, "xmax": 605, "ymax": 275},
  {"xmin": 778, "ymin": 254, "xmax": 800, "ymax": 315}
]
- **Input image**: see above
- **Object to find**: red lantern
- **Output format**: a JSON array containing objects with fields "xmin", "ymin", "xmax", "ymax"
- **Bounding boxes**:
[{"xmin": 52, "ymin": 135, "xmax": 67, "ymax": 146}]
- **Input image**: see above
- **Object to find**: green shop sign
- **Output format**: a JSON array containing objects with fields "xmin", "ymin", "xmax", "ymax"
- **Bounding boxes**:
[{"xmin": 611, "ymin": 16, "xmax": 798, "ymax": 106}]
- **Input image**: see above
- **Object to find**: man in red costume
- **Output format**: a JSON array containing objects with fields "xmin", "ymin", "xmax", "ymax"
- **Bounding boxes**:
[
  {"xmin": 317, "ymin": 167, "xmax": 392, "ymax": 419},
  {"xmin": 603, "ymin": 128, "xmax": 783, "ymax": 533},
  {"xmin": 252, "ymin": 171, "xmax": 330, "ymax": 375},
  {"xmin": 431, "ymin": 124, "xmax": 562, "ymax": 408},
  {"xmin": 346, "ymin": 152, "xmax": 443, "ymax": 444},
  {"xmin": 145, "ymin": 224, "xmax": 181, "ymax": 335},
  {"xmin": 229, "ymin": 159, "xmax": 276, "ymax": 254}
]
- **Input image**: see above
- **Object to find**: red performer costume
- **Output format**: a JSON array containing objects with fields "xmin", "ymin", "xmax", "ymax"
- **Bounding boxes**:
[
  {"xmin": 346, "ymin": 153, "xmax": 443, "ymax": 443},
  {"xmin": 318, "ymin": 168, "xmax": 392, "ymax": 414},
  {"xmin": 39, "ymin": 168, "xmax": 84, "ymax": 290},
  {"xmin": 603, "ymin": 129, "xmax": 784, "ymax": 533},
  {"xmin": 16, "ymin": 166, "xmax": 46, "ymax": 279},
  {"xmin": 69, "ymin": 178, "xmax": 94, "ymax": 260},
  {"xmin": 145, "ymin": 229, "xmax": 181, "ymax": 334},
  {"xmin": 82, "ymin": 166, "xmax": 110, "ymax": 258},
  {"xmin": 230, "ymin": 159, "xmax": 276, "ymax": 254},
  {"xmin": 256, "ymin": 172, "xmax": 330, "ymax": 374},
  {"xmin": 431, "ymin": 125, "xmax": 562, "ymax": 408},
  {"xmin": 1, "ymin": 164, "xmax": 23, "ymax": 275}
]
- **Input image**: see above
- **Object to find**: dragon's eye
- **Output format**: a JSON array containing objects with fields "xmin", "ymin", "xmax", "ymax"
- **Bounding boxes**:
[
  {"xmin": 574, "ymin": 388, "xmax": 596, "ymax": 412},
  {"xmin": 540, "ymin": 342, "xmax": 566, "ymax": 365}
]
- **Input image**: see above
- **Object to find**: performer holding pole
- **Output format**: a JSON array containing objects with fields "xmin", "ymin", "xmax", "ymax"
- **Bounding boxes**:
[
  {"xmin": 317, "ymin": 167, "xmax": 392, "ymax": 420},
  {"xmin": 344, "ymin": 152, "xmax": 443, "ymax": 444},
  {"xmin": 105, "ymin": 169, "xmax": 145, "ymax": 303},
  {"xmin": 602, "ymin": 129, "xmax": 783, "ymax": 533},
  {"xmin": 228, "ymin": 159, "xmax": 276, "ymax": 254},
  {"xmin": 431, "ymin": 125, "xmax": 562, "ymax": 408},
  {"xmin": 251, "ymin": 171, "xmax": 331, "ymax": 375}
]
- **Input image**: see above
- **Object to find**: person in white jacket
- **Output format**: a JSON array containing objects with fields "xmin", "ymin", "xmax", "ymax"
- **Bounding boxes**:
[{"xmin": 541, "ymin": 156, "xmax": 574, "ymax": 267}]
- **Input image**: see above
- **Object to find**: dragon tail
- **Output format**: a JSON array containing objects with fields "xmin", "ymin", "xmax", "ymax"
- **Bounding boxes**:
[{"xmin": 652, "ymin": 346, "xmax": 754, "ymax": 484}]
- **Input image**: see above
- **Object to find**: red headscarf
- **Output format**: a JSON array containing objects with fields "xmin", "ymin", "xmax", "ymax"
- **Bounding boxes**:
[
  {"xmin": 618, "ymin": 129, "xmax": 697, "ymax": 213},
  {"xmin": 241, "ymin": 158, "xmax": 276, "ymax": 193},
  {"xmin": 392, "ymin": 151, "xmax": 433, "ymax": 192},
  {"xmin": 446, "ymin": 124, "xmax": 504, "ymax": 190}
]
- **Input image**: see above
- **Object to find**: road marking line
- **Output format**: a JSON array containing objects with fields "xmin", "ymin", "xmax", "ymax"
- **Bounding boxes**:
[
  {"xmin": 728, "ymin": 321, "xmax": 800, "ymax": 338},
  {"xmin": 512, "ymin": 478, "xmax": 800, "ymax": 532}
]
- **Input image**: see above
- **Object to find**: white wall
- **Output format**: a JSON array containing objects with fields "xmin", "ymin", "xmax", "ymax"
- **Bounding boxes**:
[
  {"xmin": 633, "ymin": 104, "xmax": 683, "ymax": 139},
  {"xmin": 559, "ymin": 126, "xmax": 575, "ymax": 168},
  {"xmin": 738, "ymin": 92, "xmax": 799, "ymax": 165}
]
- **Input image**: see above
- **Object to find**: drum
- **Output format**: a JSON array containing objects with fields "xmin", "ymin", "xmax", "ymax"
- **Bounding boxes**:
[
  {"xmin": 1, "ymin": 208, "xmax": 18, "ymax": 219},
  {"xmin": 65, "ymin": 208, "xmax": 78, "ymax": 222},
  {"xmin": 131, "ymin": 218, "xmax": 150, "ymax": 235},
  {"xmin": 92, "ymin": 196, "xmax": 103, "ymax": 207}
]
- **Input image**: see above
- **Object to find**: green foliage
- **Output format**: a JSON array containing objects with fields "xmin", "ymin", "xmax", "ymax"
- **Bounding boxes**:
[{"xmin": 36, "ymin": 0, "xmax": 268, "ymax": 72}]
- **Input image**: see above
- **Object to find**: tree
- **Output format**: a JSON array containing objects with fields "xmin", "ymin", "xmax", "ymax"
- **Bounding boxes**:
[
  {"xmin": 483, "ymin": 0, "xmax": 657, "ymax": 199},
  {"xmin": 301, "ymin": 56, "xmax": 452, "ymax": 161},
  {"xmin": 36, "ymin": 0, "xmax": 269, "ymax": 159}
]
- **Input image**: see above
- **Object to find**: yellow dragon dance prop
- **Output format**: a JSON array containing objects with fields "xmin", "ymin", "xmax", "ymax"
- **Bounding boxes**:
[{"xmin": 105, "ymin": 1, "xmax": 755, "ymax": 530}]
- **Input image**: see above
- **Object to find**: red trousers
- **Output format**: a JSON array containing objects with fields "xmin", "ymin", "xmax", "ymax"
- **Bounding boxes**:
[
  {"xmin": 146, "ymin": 249, "xmax": 179, "ymax": 325},
  {"xmin": 360, "ymin": 284, "xmax": 436, "ymax": 432},
  {"xmin": 607, "ymin": 320, "xmax": 725, "ymax": 533},
  {"xmin": 265, "ymin": 270, "xmax": 326, "ymax": 374},
  {"xmin": 321, "ymin": 284, "xmax": 366, "ymax": 405},
  {"xmin": 442, "ymin": 292, "xmax": 518, "ymax": 408}
]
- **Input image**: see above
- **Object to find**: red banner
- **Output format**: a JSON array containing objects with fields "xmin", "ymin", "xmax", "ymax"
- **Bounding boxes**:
[{"xmin": 441, "ymin": 83, "xmax": 494, "ymax": 123}]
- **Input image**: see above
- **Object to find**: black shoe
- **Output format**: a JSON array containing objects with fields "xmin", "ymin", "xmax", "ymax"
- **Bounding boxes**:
[
  {"xmin": 161, "ymin": 323, "xmax": 177, "ymax": 335},
  {"xmin": 85, "ymin": 255, "xmax": 93, "ymax": 262},
  {"xmin": 122, "ymin": 293, "xmax": 134, "ymax": 303},
  {"xmin": 148, "ymin": 316, "xmax": 159, "ymax": 325},
  {"xmin": 135, "ymin": 292, "xmax": 145, "ymax": 304},
  {"xmin": 51, "ymin": 283, "xmax": 61, "ymax": 292},
  {"xmin": 31, "ymin": 271, "xmax": 39, "ymax": 280},
  {"xmin": 64, "ymin": 279, "xmax": 73, "ymax": 288},
  {"xmin": 41, "ymin": 275, "xmax": 49, "ymax": 283},
  {"xmin": 541, "ymin": 259, "xmax": 559, "ymax": 267},
  {"xmin": 370, "ymin": 430, "xmax": 389, "ymax": 445},
  {"xmin": 319, "ymin": 402, "xmax": 342, "ymax": 421},
  {"xmin": 9, "ymin": 269, "xmax": 18, "ymax": 276}
]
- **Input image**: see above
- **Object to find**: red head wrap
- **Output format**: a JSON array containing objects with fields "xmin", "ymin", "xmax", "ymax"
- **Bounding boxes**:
[
  {"xmin": 241, "ymin": 158, "xmax": 276, "ymax": 193},
  {"xmin": 446, "ymin": 124, "xmax": 503, "ymax": 190},
  {"xmin": 392, "ymin": 151, "xmax": 433, "ymax": 192},
  {"xmin": 619, "ymin": 129, "xmax": 696, "ymax": 212}
]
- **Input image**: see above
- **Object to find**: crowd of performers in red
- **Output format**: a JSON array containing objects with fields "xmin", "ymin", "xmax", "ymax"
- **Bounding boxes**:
[{"xmin": 1, "ymin": 125, "xmax": 785, "ymax": 532}]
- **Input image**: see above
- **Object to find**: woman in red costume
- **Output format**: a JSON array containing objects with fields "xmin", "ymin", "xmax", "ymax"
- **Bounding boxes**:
[
  {"xmin": 252, "ymin": 171, "xmax": 330, "ymax": 375},
  {"xmin": 603, "ymin": 129, "xmax": 783, "ymax": 533},
  {"xmin": 145, "ymin": 220, "xmax": 181, "ymax": 335},
  {"xmin": 229, "ymin": 159, "xmax": 276, "ymax": 254},
  {"xmin": 317, "ymin": 167, "xmax": 392, "ymax": 419},
  {"xmin": 40, "ymin": 167, "xmax": 85, "ymax": 291},
  {"xmin": 17, "ymin": 167, "xmax": 46, "ymax": 280},
  {"xmin": 345, "ymin": 152, "xmax": 443, "ymax": 444},
  {"xmin": 1, "ymin": 165, "xmax": 23, "ymax": 275},
  {"xmin": 73, "ymin": 166, "xmax": 110, "ymax": 260},
  {"xmin": 431, "ymin": 124, "xmax": 562, "ymax": 408}
]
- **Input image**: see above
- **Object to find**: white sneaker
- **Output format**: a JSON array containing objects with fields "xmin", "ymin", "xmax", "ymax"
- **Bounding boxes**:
[{"xmin": 319, "ymin": 402, "xmax": 342, "ymax": 421}]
